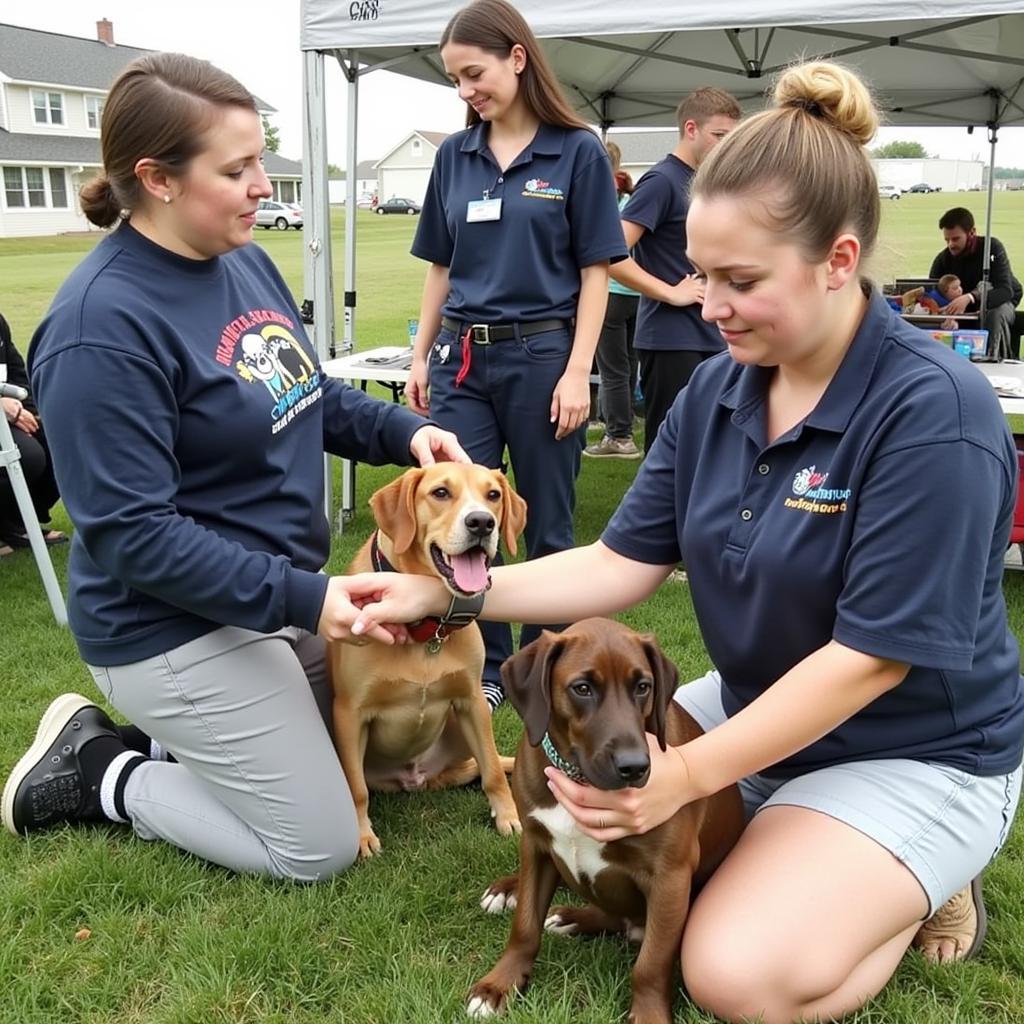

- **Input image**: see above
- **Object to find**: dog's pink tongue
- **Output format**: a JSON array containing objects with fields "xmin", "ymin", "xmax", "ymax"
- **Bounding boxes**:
[{"xmin": 451, "ymin": 550, "xmax": 489, "ymax": 593}]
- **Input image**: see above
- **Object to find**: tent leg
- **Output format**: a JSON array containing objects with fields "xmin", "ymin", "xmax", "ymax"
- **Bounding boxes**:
[
  {"xmin": 302, "ymin": 49, "xmax": 340, "ymax": 529},
  {"xmin": 339, "ymin": 52, "xmax": 360, "ymax": 531}
]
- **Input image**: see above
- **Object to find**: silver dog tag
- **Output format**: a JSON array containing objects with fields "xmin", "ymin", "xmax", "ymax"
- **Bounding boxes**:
[{"xmin": 426, "ymin": 637, "xmax": 443, "ymax": 655}]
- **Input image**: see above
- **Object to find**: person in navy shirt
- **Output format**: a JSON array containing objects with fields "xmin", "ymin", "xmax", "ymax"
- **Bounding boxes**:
[
  {"xmin": 2, "ymin": 54, "xmax": 467, "ymax": 880},
  {"xmin": 405, "ymin": 0, "xmax": 627, "ymax": 708},
  {"xmin": 609, "ymin": 87, "xmax": 740, "ymax": 453},
  {"xmin": 350, "ymin": 60, "xmax": 1023, "ymax": 1020}
]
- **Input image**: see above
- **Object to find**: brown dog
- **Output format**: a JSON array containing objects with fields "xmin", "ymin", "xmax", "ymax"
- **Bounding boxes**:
[
  {"xmin": 466, "ymin": 618, "xmax": 744, "ymax": 1024},
  {"xmin": 329, "ymin": 463, "xmax": 527, "ymax": 859}
]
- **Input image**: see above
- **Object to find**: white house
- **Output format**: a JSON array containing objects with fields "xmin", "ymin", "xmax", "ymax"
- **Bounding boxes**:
[
  {"xmin": 376, "ymin": 131, "xmax": 449, "ymax": 205},
  {"xmin": 0, "ymin": 19, "xmax": 301, "ymax": 238}
]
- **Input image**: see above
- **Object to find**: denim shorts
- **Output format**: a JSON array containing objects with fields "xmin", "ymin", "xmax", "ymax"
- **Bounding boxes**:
[{"xmin": 675, "ymin": 670, "xmax": 1023, "ymax": 914}]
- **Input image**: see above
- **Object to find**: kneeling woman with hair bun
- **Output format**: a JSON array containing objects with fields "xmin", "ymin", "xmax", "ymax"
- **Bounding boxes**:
[{"xmin": 346, "ymin": 59, "xmax": 1023, "ymax": 1022}]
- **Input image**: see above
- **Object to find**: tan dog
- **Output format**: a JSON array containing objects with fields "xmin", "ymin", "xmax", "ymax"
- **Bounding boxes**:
[
  {"xmin": 467, "ymin": 619, "xmax": 745, "ymax": 1024},
  {"xmin": 329, "ymin": 463, "xmax": 527, "ymax": 859}
]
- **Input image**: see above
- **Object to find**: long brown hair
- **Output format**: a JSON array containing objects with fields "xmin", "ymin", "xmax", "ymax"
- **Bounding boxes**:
[
  {"xmin": 440, "ymin": 0, "xmax": 588, "ymax": 132},
  {"xmin": 692, "ymin": 61, "xmax": 880, "ymax": 263},
  {"xmin": 79, "ymin": 53, "xmax": 257, "ymax": 228}
]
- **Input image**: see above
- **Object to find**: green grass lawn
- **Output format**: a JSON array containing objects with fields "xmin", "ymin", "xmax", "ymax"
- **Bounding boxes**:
[{"xmin": 1, "ymin": 202, "xmax": 1024, "ymax": 1023}]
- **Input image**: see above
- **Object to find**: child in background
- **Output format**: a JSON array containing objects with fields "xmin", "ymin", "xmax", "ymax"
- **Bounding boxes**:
[{"xmin": 937, "ymin": 273, "xmax": 963, "ymax": 304}]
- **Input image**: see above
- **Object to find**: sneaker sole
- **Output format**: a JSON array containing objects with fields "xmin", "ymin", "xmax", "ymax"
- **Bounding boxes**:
[
  {"xmin": 1, "ymin": 693, "xmax": 96, "ymax": 836},
  {"xmin": 583, "ymin": 451, "xmax": 642, "ymax": 459}
]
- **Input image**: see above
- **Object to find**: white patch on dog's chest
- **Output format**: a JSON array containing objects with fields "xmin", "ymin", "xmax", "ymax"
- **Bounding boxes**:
[{"xmin": 530, "ymin": 804, "xmax": 609, "ymax": 885}]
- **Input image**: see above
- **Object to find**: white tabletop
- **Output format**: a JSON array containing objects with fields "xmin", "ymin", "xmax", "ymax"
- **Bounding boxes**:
[
  {"xmin": 321, "ymin": 347, "xmax": 1024, "ymax": 416},
  {"xmin": 972, "ymin": 360, "xmax": 1024, "ymax": 416},
  {"xmin": 322, "ymin": 346, "xmax": 413, "ymax": 385}
]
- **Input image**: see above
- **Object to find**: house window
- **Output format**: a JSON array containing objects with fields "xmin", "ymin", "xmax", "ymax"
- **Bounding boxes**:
[
  {"xmin": 279, "ymin": 180, "xmax": 295, "ymax": 204},
  {"xmin": 25, "ymin": 168, "xmax": 46, "ymax": 207},
  {"xmin": 49, "ymin": 168, "xmax": 68, "ymax": 208},
  {"xmin": 85, "ymin": 95, "xmax": 105, "ymax": 130},
  {"xmin": 411, "ymin": 138, "xmax": 422, "ymax": 156},
  {"xmin": 2, "ymin": 166, "xmax": 68, "ymax": 208},
  {"xmin": 3, "ymin": 167, "xmax": 24, "ymax": 207},
  {"xmin": 31, "ymin": 89, "xmax": 64, "ymax": 126}
]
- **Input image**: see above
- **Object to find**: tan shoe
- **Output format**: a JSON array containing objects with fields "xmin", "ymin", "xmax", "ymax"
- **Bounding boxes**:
[{"xmin": 912, "ymin": 875, "xmax": 987, "ymax": 963}]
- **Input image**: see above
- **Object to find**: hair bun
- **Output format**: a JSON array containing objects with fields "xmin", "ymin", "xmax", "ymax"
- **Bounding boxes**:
[
  {"xmin": 774, "ymin": 61, "xmax": 878, "ymax": 145},
  {"xmin": 78, "ymin": 174, "xmax": 123, "ymax": 229}
]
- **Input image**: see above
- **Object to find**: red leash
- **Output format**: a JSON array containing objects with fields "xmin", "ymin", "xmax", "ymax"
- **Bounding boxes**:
[{"xmin": 455, "ymin": 325, "xmax": 473, "ymax": 388}]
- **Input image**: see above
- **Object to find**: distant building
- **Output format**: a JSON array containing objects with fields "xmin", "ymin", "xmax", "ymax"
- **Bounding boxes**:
[
  {"xmin": 606, "ymin": 129, "xmax": 678, "ymax": 187},
  {"xmin": 328, "ymin": 159, "xmax": 379, "ymax": 205},
  {"xmin": 375, "ymin": 131, "xmax": 450, "ymax": 205},
  {"xmin": 0, "ymin": 19, "xmax": 299, "ymax": 237},
  {"xmin": 872, "ymin": 158, "xmax": 984, "ymax": 193},
  {"xmin": 610, "ymin": 132, "xmax": 987, "ymax": 197}
]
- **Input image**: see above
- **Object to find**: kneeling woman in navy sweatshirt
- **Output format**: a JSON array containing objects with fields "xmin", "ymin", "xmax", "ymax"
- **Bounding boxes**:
[{"xmin": 1, "ymin": 53, "xmax": 465, "ymax": 879}]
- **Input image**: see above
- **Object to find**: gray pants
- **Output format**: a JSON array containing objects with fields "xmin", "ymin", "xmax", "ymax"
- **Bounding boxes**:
[
  {"xmin": 594, "ymin": 292, "xmax": 639, "ymax": 438},
  {"xmin": 983, "ymin": 299, "xmax": 1017, "ymax": 359},
  {"xmin": 88, "ymin": 626, "xmax": 359, "ymax": 880}
]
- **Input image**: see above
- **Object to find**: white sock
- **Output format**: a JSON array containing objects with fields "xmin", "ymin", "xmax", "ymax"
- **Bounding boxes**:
[{"xmin": 99, "ymin": 750, "xmax": 146, "ymax": 823}]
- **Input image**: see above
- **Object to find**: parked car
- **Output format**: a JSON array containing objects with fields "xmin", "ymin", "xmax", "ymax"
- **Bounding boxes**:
[
  {"xmin": 375, "ymin": 197, "xmax": 421, "ymax": 216},
  {"xmin": 356, "ymin": 193, "xmax": 375, "ymax": 209},
  {"xmin": 878, "ymin": 183, "xmax": 901, "ymax": 201},
  {"xmin": 903, "ymin": 182, "xmax": 940, "ymax": 194},
  {"xmin": 255, "ymin": 199, "xmax": 303, "ymax": 230}
]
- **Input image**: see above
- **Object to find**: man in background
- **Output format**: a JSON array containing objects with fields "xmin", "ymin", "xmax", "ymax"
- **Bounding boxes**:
[
  {"xmin": 930, "ymin": 207, "xmax": 1022, "ymax": 358},
  {"xmin": 609, "ymin": 87, "xmax": 741, "ymax": 452}
]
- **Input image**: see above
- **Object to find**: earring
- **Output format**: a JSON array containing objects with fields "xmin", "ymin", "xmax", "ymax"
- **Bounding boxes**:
[{"xmin": 163, "ymin": 194, "xmax": 172, "ymax": 204}]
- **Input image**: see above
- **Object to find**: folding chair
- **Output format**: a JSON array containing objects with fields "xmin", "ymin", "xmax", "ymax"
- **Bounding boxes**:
[{"xmin": 0, "ymin": 383, "xmax": 67, "ymax": 625}]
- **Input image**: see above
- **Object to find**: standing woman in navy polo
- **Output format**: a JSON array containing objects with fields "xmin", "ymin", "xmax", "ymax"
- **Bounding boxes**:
[{"xmin": 405, "ymin": 0, "xmax": 626, "ymax": 705}]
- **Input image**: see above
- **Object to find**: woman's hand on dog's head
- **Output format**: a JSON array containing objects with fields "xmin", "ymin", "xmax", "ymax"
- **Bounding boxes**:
[{"xmin": 409, "ymin": 425, "xmax": 472, "ymax": 467}]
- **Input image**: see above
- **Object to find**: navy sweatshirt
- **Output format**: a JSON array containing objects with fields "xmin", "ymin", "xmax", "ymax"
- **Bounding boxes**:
[{"xmin": 30, "ymin": 223, "xmax": 425, "ymax": 666}]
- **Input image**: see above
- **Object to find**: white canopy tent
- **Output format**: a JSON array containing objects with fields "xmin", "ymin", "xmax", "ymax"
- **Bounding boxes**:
[{"xmin": 297, "ymin": 0, "xmax": 1024, "ymax": 516}]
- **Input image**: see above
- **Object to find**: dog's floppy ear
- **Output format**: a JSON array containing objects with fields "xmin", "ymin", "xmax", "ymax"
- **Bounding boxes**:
[
  {"xmin": 497, "ymin": 473, "xmax": 528, "ymax": 559},
  {"xmin": 500, "ymin": 630, "xmax": 563, "ymax": 746},
  {"xmin": 640, "ymin": 634, "xmax": 679, "ymax": 752},
  {"xmin": 369, "ymin": 468, "xmax": 423, "ymax": 554}
]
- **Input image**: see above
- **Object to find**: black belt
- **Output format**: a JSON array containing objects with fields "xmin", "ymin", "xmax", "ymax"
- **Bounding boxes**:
[{"xmin": 440, "ymin": 317, "xmax": 571, "ymax": 344}]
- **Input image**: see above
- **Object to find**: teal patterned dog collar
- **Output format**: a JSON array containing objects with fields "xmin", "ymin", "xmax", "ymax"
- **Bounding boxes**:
[{"xmin": 541, "ymin": 733, "xmax": 589, "ymax": 785}]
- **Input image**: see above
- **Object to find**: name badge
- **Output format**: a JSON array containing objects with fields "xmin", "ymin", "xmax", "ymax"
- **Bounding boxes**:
[{"xmin": 467, "ymin": 198, "xmax": 502, "ymax": 223}]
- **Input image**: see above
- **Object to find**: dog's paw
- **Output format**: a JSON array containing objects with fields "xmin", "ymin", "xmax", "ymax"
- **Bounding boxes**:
[
  {"xmin": 544, "ymin": 911, "xmax": 579, "ymax": 936},
  {"xmin": 466, "ymin": 994, "xmax": 501, "ymax": 1018},
  {"xmin": 467, "ymin": 980, "xmax": 515, "ymax": 1018},
  {"xmin": 358, "ymin": 830, "xmax": 382, "ymax": 859},
  {"xmin": 480, "ymin": 875, "xmax": 519, "ymax": 914},
  {"xmin": 493, "ymin": 812, "xmax": 522, "ymax": 837}
]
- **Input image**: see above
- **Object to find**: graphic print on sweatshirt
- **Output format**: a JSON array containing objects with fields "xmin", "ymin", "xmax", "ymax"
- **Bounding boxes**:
[{"xmin": 215, "ymin": 308, "xmax": 322, "ymax": 434}]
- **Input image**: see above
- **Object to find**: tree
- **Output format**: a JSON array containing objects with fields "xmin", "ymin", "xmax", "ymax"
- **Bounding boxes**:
[
  {"xmin": 327, "ymin": 164, "xmax": 345, "ymax": 178},
  {"xmin": 261, "ymin": 116, "xmax": 280, "ymax": 154},
  {"xmin": 871, "ymin": 141, "xmax": 932, "ymax": 159}
]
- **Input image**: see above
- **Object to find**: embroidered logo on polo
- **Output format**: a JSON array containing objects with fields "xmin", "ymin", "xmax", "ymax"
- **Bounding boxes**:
[
  {"xmin": 214, "ymin": 309, "xmax": 322, "ymax": 433},
  {"xmin": 784, "ymin": 465, "xmax": 852, "ymax": 515},
  {"xmin": 522, "ymin": 177, "xmax": 565, "ymax": 200}
]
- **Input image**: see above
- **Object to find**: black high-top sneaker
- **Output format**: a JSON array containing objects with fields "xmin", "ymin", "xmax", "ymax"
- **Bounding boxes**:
[{"xmin": 2, "ymin": 694, "xmax": 144, "ymax": 835}]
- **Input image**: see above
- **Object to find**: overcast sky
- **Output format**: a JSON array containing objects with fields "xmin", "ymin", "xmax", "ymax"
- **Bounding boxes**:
[{"xmin": 8, "ymin": 2, "xmax": 1024, "ymax": 169}]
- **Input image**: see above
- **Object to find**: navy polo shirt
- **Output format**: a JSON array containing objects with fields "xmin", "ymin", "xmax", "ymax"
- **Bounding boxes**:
[
  {"xmin": 622, "ymin": 154, "xmax": 723, "ymax": 354},
  {"xmin": 603, "ymin": 290, "xmax": 1024, "ymax": 777},
  {"xmin": 411, "ymin": 123, "xmax": 627, "ymax": 323}
]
